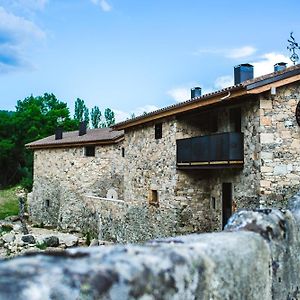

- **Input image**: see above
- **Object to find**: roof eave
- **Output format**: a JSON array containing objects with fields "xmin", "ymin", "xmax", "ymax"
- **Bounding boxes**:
[
  {"xmin": 113, "ymin": 86, "xmax": 246, "ymax": 130},
  {"xmin": 26, "ymin": 135, "xmax": 124, "ymax": 150}
]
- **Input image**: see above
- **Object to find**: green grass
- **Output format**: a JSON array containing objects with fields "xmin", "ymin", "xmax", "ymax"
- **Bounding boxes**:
[
  {"xmin": 36, "ymin": 242, "xmax": 47, "ymax": 250},
  {"xmin": 0, "ymin": 186, "xmax": 20, "ymax": 220}
]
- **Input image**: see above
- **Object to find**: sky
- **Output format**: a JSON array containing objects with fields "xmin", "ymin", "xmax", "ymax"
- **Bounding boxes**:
[{"xmin": 0, "ymin": 0, "xmax": 300, "ymax": 122}]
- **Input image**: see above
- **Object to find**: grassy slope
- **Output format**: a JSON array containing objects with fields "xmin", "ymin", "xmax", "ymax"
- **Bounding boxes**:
[{"xmin": 0, "ymin": 186, "xmax": 20, "ymax": 220}]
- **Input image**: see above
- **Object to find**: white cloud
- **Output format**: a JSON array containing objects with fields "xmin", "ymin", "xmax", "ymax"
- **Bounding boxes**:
[
  {"xmin": 0, "ymin": 6, "xmax": 45, "ymax": 73},
  {"xmin": 193, "ymin": 45, "xmax": 256, "ymax": 60},
  {"xmin": 214, "ymin": 75, "xmax": 234, "ymax": 89},
  {"xmin": 167, "ymin": 85, "xmax": 214, "ymax": 103},
  {"xmin": 0, "ymin": 0, "xmax": 48, "ymax": 13},
  {"xmin": 250, "ymin": 52, "xmax": 290, "ymax": 77},
  {"xmin": 16, "ymin": 0, "xmax": 48, "ymax": 11},
  {"xmin": 226, "ymin": 46, "xmax": 257, "ymax": 59},
  {"xmin": 0, "ymin": 6, "xmax": 45, "ymax": 41},
  {"xmin": 113, "ymin": 105, "xmax": 160, "ymax": 123},
  {"xmin": 167, "ymin": 87, "xmax": 190, "ymax": 103},
  {"xmin": 90, "ymin": 0, "xmax": 112, "ymax": 12}
]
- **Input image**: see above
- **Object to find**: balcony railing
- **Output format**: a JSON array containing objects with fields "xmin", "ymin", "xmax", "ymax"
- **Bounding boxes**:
[{"xmin": 176, "ymin": 132, "xmax": 244, "ymax": 169}]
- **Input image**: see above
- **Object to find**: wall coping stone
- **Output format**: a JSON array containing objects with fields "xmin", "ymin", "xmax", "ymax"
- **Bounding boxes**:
[{"xmin": 1, "ymin": 192, "xmax": 300, "ymax": 299}]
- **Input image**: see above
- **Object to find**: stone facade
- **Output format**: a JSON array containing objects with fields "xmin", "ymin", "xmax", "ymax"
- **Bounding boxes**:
[
  {"xmin": 28, "ymin": 142, "xmax": 124, "ymax": 231},
  {"xmin": 174, "ymin": 100, "xmax": 261, "ymax": 231},
  {"xmin": 28, "ymin": 79, "xmax": 300, "ymax": 241},
  {"xmin": 259, "ymin": 82, "xmax": 300, "ymax": 207},
  {"xmin": 119, "ymin": 99, "xmax": 261, "ymax": 236}
]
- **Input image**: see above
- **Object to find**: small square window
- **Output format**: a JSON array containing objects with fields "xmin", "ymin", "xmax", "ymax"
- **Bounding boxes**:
[
  {"xmin": 149, "ymin": 190, "xmax": 159, "ymax": 207},
  {"xmin": 155, "ymin": 123, "xmax": 162, "ymax": 139},
  {"xmin": 85, "ymin": 146, "xmax": 95, "ymax": 157}
]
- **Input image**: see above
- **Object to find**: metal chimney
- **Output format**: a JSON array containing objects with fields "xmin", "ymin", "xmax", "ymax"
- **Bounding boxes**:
[
  {"xmin": 191, "ymin": 87, "xmax": 202, "ymax": 99},
  {"xmin": 234, "ymin": 63, "xmax": 254, "ymax": 85},
  {"xmin": 55, "ymin": 127, "xmax": 63, "ymax": 140},
  {"xmin": 274, "ymin": 62, "xmax": 287, "ymax": 72},
  {"xmin": 79, "ymin": 121, "xmax": 87, "ymax": 136}
]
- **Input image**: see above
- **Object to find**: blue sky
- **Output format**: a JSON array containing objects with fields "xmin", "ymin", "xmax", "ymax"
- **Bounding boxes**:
[{"xmin": 0, "ymin": 0, "xmax": 300, "ymax": 121}]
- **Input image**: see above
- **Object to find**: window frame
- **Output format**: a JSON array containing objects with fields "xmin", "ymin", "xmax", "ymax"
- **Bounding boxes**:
[
  {"xmin": 84, "ymin": 145, "xmax": 96, "ymax": 157},
  {"xmin": 155, "ymin": 123, "xmax": 163, "ymax": 139}
]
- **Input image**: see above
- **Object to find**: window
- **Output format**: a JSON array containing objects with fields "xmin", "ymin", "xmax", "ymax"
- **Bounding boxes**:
[
  {"xmin": 85, "ymin": 146, "xmax": 95, "ymax": 157},
  {"xmin": 45, "ymin": 200, "xmax": 50, "ymax": 208},
  {"xmin": 121, "ymin": 147, "xmax": 125, "ymax": 157},
  {"xmin": 211, "ymin": 197, "xmax": 216, "ymax": 209},
  {"xmin": 155, "ymin": 123, "xmax": 162, "ymax": 139},
  {"xmin": 230, "ymin": 107, "xmax": 241, "ymax": 132},
  {"xmin": 149, "ymin": 190, "xmax": 159, "ymax": 207}
]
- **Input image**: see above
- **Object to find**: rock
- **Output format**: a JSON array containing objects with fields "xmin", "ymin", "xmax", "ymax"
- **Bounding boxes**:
[
  {"xmin": 56, "ymin": 233, "xmax": 78, "ymax": 247},
  {"xmin": 98, "ymin": 240, "xmax": 114, "ymax": 246},
  {"xmin": 89, "ymin": 239, "xmax": 98, "ymax": 246},
  {"xmin": 4, "ymin": 215, "xmax": 19, "ymax": 222},
  {"xmin": 0, "ymin": 223, "xmax": 13, "ymax": 232},
  {"xmin": 12, "ymin": 224, "xmax": 22, "ymax": 233},
  {"xmin": 43, "ymin": 236, "xmax": 59, "ymax": 247},
  {"xmin": 2, "ymin": 233, "xmax": 15, "ymax": 243},
  {"xmin": 21, "ymin": 235, "xmax": 36, "ymax": 244}
]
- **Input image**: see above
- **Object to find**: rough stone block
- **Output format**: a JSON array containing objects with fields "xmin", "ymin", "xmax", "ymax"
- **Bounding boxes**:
[
  {"xmin": 261, "ymin": 133, "xmax": 274, "ymax": 144},
  {"xmin": 274, "ymin": 164, "xmax": 293, "ymax": 175},
  {"xmin": 260, "ymin": 100, "xmax": 273, "ymax": 109}
]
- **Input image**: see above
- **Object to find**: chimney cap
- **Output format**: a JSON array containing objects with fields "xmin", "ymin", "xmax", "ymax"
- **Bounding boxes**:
[
  {"xmin": 234, "ymin": 63, "xmax": 254, "ymax": 85},
  {"xmin": 234, "ymin": 63, "xmax": 254, "ymax": 68},
  {"xmin": 274, "ymin": 62, "xmax": 287, "ymax": 67},
  {"xmin": 191, "ymin": 86, "xmax": 202, "ymax": 99}
]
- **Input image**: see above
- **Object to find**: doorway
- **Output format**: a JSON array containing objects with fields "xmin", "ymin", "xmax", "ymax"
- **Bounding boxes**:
[{"xmin": 222, "ymin": 183, "xmax": 232, "ymax": 229}]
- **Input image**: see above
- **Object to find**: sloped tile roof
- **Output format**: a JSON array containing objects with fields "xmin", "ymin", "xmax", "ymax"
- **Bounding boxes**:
[{"xmin": 26, "ymin": 127, "xmax": 124, "ymax": 149}]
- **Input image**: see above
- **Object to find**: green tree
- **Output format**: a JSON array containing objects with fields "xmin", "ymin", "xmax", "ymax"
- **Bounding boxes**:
[
  {"xmin": 90, "ymin": 106, "xmax": 102, "ymax": 128},
  {"xmin": 104, "ymin": 108, "xmax": 115, "ymax": 127},
  {"xmin": 12, "ymin": 93, "xmax": 76, "ymax": 190},
  {"xmin": 0, "ymin": 111, "xmax": 19, "ymax": 187},
  {"xmin": 74, "ymin": 98, "xmax": 89, "ymax": 125}
]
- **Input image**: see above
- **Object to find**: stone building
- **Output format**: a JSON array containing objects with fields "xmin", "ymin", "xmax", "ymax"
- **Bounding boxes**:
[
  {"xmin": 26, "ymin": 126, "xmax": 124, "ymax": 232},
  {"xmin": 27, "ymin": 63, "xmax": 300, "ymax": 240}
]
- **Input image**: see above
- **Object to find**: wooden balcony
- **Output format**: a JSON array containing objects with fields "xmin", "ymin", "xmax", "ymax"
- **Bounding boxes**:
[{"xmin": 176, "ymin": 132, "xmax": 244, "ymax": 169}]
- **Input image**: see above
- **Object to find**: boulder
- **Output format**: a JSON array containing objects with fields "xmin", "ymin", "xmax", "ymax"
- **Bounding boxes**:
[
  {"xmin": 21, "ymin": 235, "xmax": 36, "ymax": 245},
  {"xmin": 43, "ymin": 236, "xmax": 59, "ymax": 247},
  {"xmin": 89, "ymin": 239, "xmax": 99, "ymax": 247},
  {"xmin": 2, "ymin": 232, "xmax": 15, "ymax": 243},
  {"xmin": 56, "ymin": 233, "xmax": 78, "ymax": 247}
]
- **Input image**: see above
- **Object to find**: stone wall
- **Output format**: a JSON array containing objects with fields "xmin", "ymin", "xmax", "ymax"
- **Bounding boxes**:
[
  {"xmin": 175, "ymin": 99, "xmax": 261, "ymax": 231},
  {"xmin": 123, "ymin": 118, "xmax": 178, "ymax": 204},
  {"xmin": 259, "ymin": 82, "xmax": 300, "ymax": 207},
  {"xmin": 2, "ymin": 192, "xmax": 300, "ymax": 299},
  {"xmin": 28, "ymin": 142, "xmax": 124, "ymax": 230},
  {"xmin": 118, "ymin": 100, "xmax": 262, "ymax": 236}
]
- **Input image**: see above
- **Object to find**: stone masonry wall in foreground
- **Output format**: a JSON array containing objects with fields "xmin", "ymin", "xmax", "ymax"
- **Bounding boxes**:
[{"xmin": 1, "ymin": 191, "xmax": 300, "ymax": 299}]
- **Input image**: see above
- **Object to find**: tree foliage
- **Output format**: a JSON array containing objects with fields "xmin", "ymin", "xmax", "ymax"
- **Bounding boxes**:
[
  {"xmin": 74, "ymin": 98, "xmax": 89, "ymax": 124},
  {"xmin": 104, "ymin": 108, "xmax": 115, "ymax": 127},
  {"xmin": 90, "ymin": 106, "xmax": 102, "ymax": 129},
  {"xmin": 0, "ymin": 93, "xmax": 116, "ymax": 190},
  {"xmin": 0, "ymin": 94, "xmax": 77, "ymax": 190}
]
